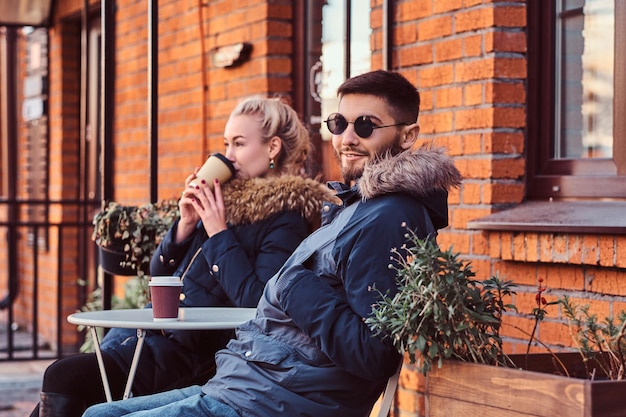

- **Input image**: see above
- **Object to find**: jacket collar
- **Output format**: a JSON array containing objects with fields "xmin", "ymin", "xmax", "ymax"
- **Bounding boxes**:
[
  {"xmin": 327, "ymin": 182, "xmax": 361, "ymax": 206},
  {"xmin": 222, "ymin": 175, "xmax": 336, "ymax": 226},
  {"xmin": 358, "ymin": 145, "xmax": 462, "ymax": 200},
  {"xmin": 329, "ymin": 145, "xmax": 462, "ymax": 230}
]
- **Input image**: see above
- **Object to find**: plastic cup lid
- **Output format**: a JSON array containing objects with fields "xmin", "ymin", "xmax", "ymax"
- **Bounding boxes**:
[
  {"xmin": 212, "ymin": 153, "xmax": 236, "ymax": 174},
  {"xmin": 149, "ymin": 276, "xmax": 183, "ymax": 286}
]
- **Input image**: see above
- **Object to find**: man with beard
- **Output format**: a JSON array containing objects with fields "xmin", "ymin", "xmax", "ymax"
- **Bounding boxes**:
[{"xmin": 83, "ymin": 69, "xmax": 462, "ymax": 417}]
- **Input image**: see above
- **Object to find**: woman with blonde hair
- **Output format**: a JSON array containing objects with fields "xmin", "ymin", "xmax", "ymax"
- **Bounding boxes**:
[{"xmin": 31, "ymin": 96, "xmax": 334, "ymax": 417}]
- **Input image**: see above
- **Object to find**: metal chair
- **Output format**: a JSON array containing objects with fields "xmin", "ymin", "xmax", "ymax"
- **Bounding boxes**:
[{"xmin": 371, "ymin": 364, "xmax": 401, "ymax": 417}]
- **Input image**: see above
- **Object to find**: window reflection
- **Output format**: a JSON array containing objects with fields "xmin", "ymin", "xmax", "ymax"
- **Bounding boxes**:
[
  {"xmin": 556, "ymin": 0, "xmax": 614, "ymax": 159},
  {"xmin": 319, "ymin": 0, "xmax": 345, "ymax": 142},
  {"xmin": 318, "ymin": 0, "xmax": 371, "ymax": 141},
  {"xmin": 350, "ymin": 4, "xmax": 371, "ymax": 78}
]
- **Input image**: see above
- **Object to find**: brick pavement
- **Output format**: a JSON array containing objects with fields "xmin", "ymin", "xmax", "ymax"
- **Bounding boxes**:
[
  {"xmin": 0, "ymin": 359, "xmax": 49, "ymax": 417},
  {"xmin": 1, "ymin": 310, "xmax": 53, "ymax": 417}
]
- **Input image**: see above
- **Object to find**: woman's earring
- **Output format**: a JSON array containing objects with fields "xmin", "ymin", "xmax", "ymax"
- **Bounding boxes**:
[{"xmin": 269, "ymin": 158, "xmax": 275, "ymax": 169}]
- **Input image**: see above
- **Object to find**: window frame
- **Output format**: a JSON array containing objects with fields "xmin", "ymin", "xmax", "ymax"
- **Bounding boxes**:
[
  {"xmin": 526, "ymin": 0, "xmax": 626, "ymax": 199},
  {"xmin": 294, "ymin": 0, "xmax": 385, "ymax": 182}
]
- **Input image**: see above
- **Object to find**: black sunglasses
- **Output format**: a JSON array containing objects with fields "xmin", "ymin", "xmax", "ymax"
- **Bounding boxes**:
[{"xmin": 324, "ymin": 113, "xmax": 409, "ymax": 138}]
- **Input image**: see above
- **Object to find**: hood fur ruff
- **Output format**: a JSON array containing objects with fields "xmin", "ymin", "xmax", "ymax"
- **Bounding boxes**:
[
  {"xmin": 222, "ymin": 176, "xmax": 336, "ymax": 227},
  {"xmin": 358, "ymin": 144, "xmax": 462, "ymax": 200}
]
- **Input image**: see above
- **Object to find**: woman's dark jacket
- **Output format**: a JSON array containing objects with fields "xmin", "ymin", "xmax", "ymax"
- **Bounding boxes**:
[{"xmin": 99, "ymin": 175, "xmax": 333, "ymax": 395}]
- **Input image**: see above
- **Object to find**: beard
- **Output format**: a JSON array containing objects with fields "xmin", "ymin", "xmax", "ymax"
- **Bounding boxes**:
[{"xmin": 335, "ymin": 134, "xmax": 405, "ymax": 183}]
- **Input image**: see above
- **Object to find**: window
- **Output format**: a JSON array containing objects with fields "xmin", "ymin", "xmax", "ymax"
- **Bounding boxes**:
[
  {"xmin": 24, "ymin": 27, "xmax": 49, "ymax": 247},
  {"xmin": 317, "ymin": 0, "xmax": 372, "ymax": 141},
  {"xmin": 293, "ymin": 0, "xmax": 375, "ymax": 181},
  {"xmin": 526, "ymin": 0, "xmax": 626, "ymax": 198}
]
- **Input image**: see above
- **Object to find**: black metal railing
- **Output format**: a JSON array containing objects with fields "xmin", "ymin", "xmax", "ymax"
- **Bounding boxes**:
[{"xmin": 0, "ymin": 199, "xmax": 100, "ymax": 362}]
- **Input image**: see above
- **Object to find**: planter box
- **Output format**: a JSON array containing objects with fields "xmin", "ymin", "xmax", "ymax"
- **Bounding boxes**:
[
  {"xmin": 420, "ymin": 353, "xmax": 626, "ymax": 417},
  {"xmin": 99, "ymin": 246, "xmax": 141, "ymax": 276}
]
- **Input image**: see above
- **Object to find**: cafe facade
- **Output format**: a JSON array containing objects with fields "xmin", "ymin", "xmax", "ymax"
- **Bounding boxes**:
[{"xmin": 0, "ymin": 0, "xmax": 625, "ymax": 414}]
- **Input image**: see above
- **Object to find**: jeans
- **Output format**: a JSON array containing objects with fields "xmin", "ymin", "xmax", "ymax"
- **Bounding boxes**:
[{"xmin": 81, "ymin": 385, "xmax": 240, "ymax": 417}]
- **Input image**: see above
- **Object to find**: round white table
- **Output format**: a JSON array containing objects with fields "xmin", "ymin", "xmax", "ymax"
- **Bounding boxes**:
[{"xmin": 67, "ymin": 307, "xmax": 256, "ymax": 402}]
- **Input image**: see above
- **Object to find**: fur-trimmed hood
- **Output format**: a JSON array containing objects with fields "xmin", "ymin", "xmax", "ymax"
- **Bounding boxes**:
[
  {"xmin": 222, "ymin": 175, "xmax": 336, "ymax": 227},
  {"xmin": 359, "ymin": 144, "xmax": 462, "ymax": 199},
  {"xmin": 358, "ymin": 144, "xmax": 462, "ymax": 229}
]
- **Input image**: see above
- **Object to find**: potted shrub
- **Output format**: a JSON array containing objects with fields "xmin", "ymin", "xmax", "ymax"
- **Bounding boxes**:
[
  {"xmin": 366, "ymin": 230, "xmax": 626, "ymax": 417},
  {"xmin": 91, "ymin": 199, "xmax": 179, "ymax": 277},
  {"xmin": 79, "ymin": 199, "xmax": 178, "ymax": 353}
]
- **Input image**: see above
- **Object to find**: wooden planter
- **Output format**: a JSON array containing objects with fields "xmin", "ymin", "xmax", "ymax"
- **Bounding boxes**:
[{"xmin": 418, "ymin": 353, "xmax": 626, "ymax": 417}]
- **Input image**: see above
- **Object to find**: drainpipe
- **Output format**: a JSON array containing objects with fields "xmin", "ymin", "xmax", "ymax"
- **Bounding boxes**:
[
  {"xmin": 148, "ymin": 0, "xmax": 158, "ymax": 203},
  {"xmin": 78, "ymin": 0, "xmax": 90, "ymax": 310},
  {"xmin": 101, "ymin": 0, "xmax": 116, "ymax": 310},
  {"xmin": 0, "ymin": 27, "xmax": 18, "ymax": 310}
]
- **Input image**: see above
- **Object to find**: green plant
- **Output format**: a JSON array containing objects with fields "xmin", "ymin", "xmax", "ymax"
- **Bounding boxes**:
[
  {"xmin": 560, "ymin": 295, "xmax": 626, "ymax": 380},
  {"xmin": 366, "ymin": 229, "xmax": 626, "ymax": 385},
  {"xmin": 366, "ymin": 231, "xmax": 517, "ymax": 376},
  {"xmin": 516, "ymin": 280, "xmax": 626, "ymax": 380},
  {"xmin": 91, "ymin": 199, "xmax": 179, "ymax": 276},
  {"xmin": 84, "ymin": 199, "xmax": 178, "ymax": 351}
]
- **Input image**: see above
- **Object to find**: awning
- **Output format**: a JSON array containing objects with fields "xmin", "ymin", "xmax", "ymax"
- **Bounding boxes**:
[{"xmin": 0, "ymin": 0, "xmax": 53, "ymax": 27}]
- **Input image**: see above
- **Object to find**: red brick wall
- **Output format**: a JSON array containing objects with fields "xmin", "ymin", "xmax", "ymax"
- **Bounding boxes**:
[
  {"xmin": 5, "ymin": 0, "xmax": 300, "ymax": 351},
  {"xmin": 21, "ymin": 17, "xmax": 85, "ymax": 352},
  {"xmin": 112, "ymin": 0, "xmax": 156, "ymax": 203},
  {"xmin": 379, "ymin": 2, "xmax": 625, "ymax": 415},
  {"xmin": 112, "ymin": 0, "xmax": 298, "ymax": 202},
  {"xmin": 69, "ymin": 0, "xmax": 294, "ymax": 202},
  {"xmin": 16, "ymin": 0, "xmax": 300, "ymax": 350}
]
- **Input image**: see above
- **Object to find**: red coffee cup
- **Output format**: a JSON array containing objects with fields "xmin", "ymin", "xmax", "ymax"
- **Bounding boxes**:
[{"xmin": 149, "ymin": 276, "xmax": 183, "ymax": 321}]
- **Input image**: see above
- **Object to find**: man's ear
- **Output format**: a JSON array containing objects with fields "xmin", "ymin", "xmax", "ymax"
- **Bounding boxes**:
[
  {"xmin": 400, "ymin": 123, "xmax": 420, "ymax": 150},
  {"xmin": 268, "ymin": 136, "xmax": 282, "ymax": 159}
]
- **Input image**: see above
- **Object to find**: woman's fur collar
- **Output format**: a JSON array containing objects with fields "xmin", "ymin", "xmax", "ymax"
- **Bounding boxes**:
[
  {"xmin": 222, "ymin": 175, "xmax": 336, "ymax": 226},
  {"xmin": 358, "ymin": 144, "xmax": 462, "ymax": 200}
]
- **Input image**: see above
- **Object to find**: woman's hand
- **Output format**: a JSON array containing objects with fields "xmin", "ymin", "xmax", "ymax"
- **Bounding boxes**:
[
  {"xmin": 188, "ymin": 178, "xmax": 228, "ymax": 238},
  {"xmin": 175, "ymin": 170, "xmax": 203, "ymax": 243}
]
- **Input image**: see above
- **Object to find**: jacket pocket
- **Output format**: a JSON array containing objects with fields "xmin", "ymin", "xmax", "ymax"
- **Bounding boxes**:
[{"xmin": 228, "ymin": 333, "xmax": 290, "ymax": 365}]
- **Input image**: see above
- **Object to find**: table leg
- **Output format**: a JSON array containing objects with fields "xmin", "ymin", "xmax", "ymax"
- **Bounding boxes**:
[
  {"xmin": 90, "ymin": 326, "xmax": 113, "ymax": 402},
  {"xmin": 122, "ymin": 329, "xmax": 146, "ymax": 400}
]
